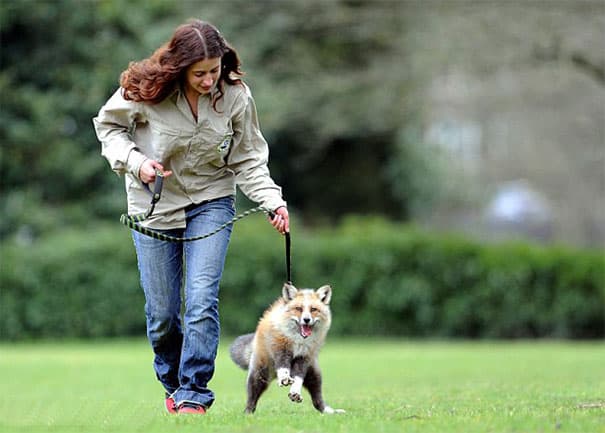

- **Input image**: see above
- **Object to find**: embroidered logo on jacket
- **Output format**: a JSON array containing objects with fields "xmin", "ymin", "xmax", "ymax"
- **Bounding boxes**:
[{"xmin": 217, "ymin": 135, "xmax": 231, "ymax": 154}]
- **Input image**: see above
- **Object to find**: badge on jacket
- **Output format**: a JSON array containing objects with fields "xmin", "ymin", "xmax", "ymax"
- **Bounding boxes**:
[{"xmin": 218, "ymin": 135, "xmax": 232, "ymax": 154}]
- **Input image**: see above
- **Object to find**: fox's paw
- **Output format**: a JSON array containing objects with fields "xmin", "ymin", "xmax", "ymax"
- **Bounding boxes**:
[
  {"xmin": 288, "ymin": 376, "xmax": 304, "ymax": 403},
  {"xmin": 280, "ymin": 376, "xmax": 294, "ymax": 386},
  {"xmin": 288, "ymin": 391, "xmax": 303, "ymax": 403},
  {"xmin": 323, "ymin": 406, "xmax": 346, "ymax": 414},
  {"xmin": 277, "ymin": 368, "xmax": 294, "ymax": 387}
]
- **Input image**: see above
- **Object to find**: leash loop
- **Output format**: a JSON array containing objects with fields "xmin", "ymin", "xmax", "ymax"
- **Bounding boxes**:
[
  {"xmin": 119, "ymin": 169, "xmax": 293, "ymax": 282},
  {"xmin": 120, "ymin": 205, "xmax": 273, "ymax": 243}
]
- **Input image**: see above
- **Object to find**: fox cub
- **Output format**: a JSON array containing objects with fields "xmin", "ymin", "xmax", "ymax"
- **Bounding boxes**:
[{"xmin": 229, "ymin": 283, "xmax": 344, "ymax": 414}]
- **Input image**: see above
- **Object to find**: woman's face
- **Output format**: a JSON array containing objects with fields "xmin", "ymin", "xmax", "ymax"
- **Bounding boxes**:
[{"xmin": 185, "ymin": 57, "xmax": 221, "ymax": 96}]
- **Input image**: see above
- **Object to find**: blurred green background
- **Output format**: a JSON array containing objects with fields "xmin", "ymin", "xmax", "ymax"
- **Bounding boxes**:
[{"xmin": 1, "ymin": 0, "xmax": 604, "ymax": 340}]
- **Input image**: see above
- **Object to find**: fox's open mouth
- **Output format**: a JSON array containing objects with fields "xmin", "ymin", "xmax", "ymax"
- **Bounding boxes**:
[{"xmin": 300, "ymin": 324, "xmax": 313, "ymax": 338}]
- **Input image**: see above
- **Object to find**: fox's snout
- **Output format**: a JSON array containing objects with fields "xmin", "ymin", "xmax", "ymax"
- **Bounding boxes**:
[
  {"xmin": 294, "ymin": 311, "xmax": 318, "ymax": 327},
  {"xmin": 292, "ymin": 313, "xmax": 319, "ymax": 326},
  {"xmin": 289, "ymin": 304, "xmax": 323, "ymax": 325}
]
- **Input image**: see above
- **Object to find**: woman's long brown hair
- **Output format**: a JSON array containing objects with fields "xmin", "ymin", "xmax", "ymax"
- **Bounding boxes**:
[{"xmin": 120, "ymin": 20, "xmax": 243, "ymax": 110}]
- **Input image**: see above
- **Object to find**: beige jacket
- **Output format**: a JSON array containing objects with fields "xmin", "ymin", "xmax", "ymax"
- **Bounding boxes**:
[{"xmin": 93, "ymin": 83, "xmax": 286, "ymax": 229}]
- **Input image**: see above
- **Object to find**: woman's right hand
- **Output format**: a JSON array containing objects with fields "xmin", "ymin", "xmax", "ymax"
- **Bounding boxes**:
[{"xmin": 139, "ymin": 159, "xmax": 172, "ymax": 183}]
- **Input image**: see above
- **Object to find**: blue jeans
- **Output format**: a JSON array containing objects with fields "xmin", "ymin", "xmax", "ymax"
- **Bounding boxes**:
[{"xmin": 131, "ymin": 196, "xmax": 235, "ymax": 408}]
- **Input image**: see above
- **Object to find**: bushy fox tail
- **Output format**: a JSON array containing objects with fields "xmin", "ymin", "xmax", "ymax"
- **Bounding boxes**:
[{"xmin": 229, "ymin": 333, "xmax": 255, "ymax": 370}]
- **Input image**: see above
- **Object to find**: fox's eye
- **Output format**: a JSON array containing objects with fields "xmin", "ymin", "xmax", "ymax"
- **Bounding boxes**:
[
  {"xmin": 294, "ymin": 307, "xmax": 303, "ymax": 312},
  {"xmin": 310, "ymin": 307, "xmax": 318, "ymax": 313}
]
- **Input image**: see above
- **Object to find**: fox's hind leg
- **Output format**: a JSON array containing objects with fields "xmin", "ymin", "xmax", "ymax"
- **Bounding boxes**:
[
  {"xmin": 304, "ymin": 362, "xmax": 345, "ymax": 414},
  {"xmin": 245, "ymin": 364, "xmax": 270, "ymax": 414}
]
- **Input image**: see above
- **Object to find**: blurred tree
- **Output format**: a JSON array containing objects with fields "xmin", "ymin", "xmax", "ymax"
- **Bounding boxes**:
[
  {"xmin": 2, "ymin": 0, "xmax": 437, "ymax": 240},
  {"xmin": 192, "ymin": 0, "xmax": 421, "ymax": 221},
  {"xmin": 0, "ymin": 0, "xmax": 182, "ymax": 238}
]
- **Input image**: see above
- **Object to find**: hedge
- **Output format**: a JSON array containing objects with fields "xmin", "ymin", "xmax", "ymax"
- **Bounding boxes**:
[{"xmin": 1, "ymin": 217, "xmax": 603, "ymax": 340}]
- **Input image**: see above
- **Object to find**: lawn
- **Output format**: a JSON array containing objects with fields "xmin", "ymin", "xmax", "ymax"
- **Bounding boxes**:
[{"xmin": 0, "ymin": 339, "xmax": 603, "ymax": 433}]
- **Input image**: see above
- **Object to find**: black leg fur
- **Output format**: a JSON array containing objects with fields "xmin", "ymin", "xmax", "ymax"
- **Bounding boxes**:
[
  {"xmin": 290, "ymin": 356, "xmax": 308, "ymax": 379},
  {"xmin": 245, "ymin": 366, "xmax": 270, "ymax": 414},
  {"xmin": 303, "ymin": 364, "xmax": 325, "ymax": 413}
]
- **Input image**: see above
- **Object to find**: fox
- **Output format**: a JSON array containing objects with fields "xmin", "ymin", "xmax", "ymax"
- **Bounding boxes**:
[{"xmin": 229, "ymin": 283, "xmax": 345, "ymax": 414}]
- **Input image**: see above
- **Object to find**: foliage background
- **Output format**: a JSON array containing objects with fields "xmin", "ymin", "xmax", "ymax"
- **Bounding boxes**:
[
  {"xmin": 1, "ymin": 0, "xmax": 604, "ymax": 340},
  {"xmin": 1, "ymin": 218, "xmax": 603, "ymax": 340}
]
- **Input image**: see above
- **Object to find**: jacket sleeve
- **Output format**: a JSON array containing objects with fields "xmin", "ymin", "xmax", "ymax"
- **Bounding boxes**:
[
  {"xmin": 92, "ymin": 88, "xmax": 148, "ymax": 177},
  {"xmin": 228, "ymin": 86, "xmax": 287, "ymax": 211}
]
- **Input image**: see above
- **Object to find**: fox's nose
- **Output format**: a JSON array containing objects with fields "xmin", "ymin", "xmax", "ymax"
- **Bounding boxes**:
[{"xmin": 303, "ymin": 317, "xmax": 311, "ymax": 324}]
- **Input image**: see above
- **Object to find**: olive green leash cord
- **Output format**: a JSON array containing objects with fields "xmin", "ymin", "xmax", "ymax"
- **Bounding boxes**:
[
  {"xmin": 120, "ymin": 206, "xmax": 273, "ymax": 243},
  {"xmin": 119, "ymin": 170, "xmax": 293, "ymax": 282},
  {"xmin": 120, "ymin": 170, "xmax": 273, "ymax": 243}
]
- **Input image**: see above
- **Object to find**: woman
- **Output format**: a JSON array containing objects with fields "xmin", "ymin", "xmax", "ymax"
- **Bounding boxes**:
[{"xmin": 93, "ymin": 19, "xmax": 289, "ymax": 415}]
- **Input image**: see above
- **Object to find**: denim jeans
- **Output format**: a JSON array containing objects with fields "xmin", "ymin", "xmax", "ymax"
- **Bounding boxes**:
[{"xmin": 131, "ymin": 196, "xmax": 235, "ymax": 408}]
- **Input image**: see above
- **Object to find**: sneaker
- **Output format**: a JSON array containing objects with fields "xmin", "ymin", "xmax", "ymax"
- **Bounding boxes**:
[
  {"xmin": 178, "ymin": 402, "xmax": 207, "ymax": 415},
  {"xmin": 165, "ymin": 393, "xmax": 177, "ymax": 414}
]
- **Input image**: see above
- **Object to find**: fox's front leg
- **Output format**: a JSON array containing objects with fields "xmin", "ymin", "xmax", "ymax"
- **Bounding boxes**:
[
  {"xmin": 274, "ymin": 350, "xmax": 294, "ymax": 386},
  {"xmin": 304, "ymin": 361, "xmax": 345, "ymax": 414},
  {"xmin": 288, "ymin": 357, "xmax": 308, "ymax": 403},
  {"xmin": 276, "ymin": 368, "xmax": 294, "ymax": 386}
]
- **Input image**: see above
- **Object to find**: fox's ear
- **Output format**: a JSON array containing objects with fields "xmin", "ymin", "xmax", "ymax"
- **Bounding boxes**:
[
  {"xmin": 316, "ymin": 285, "xmax": 332, "ymax": 305},
  {"xmin": 282, "ymin": 283, "xmax": 298, "ymax": 301}
]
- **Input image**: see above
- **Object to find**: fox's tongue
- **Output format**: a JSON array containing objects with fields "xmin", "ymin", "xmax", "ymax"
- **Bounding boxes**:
[{"xmin": 300, "ymin": 324, "xmax": 313, "ymax": 338}]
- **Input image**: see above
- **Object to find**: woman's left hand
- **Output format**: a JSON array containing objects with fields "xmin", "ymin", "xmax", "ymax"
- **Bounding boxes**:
[{"xmin": 269, "ymin": 206, "xmax": 289, "ymax": 234}]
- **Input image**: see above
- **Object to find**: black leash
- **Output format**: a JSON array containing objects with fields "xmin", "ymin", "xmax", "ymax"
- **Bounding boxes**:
[
  {"xmin": 120, "ymin": 170, "xmax": 293, "ymax": 282},
  {"xmin": 285, "ymin": 231, "xmax": 292, "ymax": 284}
]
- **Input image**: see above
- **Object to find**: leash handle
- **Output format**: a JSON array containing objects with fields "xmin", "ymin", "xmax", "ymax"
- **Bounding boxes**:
[{"xmin": 141, "ymin": 169, "xmax": 164, "ymax": 204}]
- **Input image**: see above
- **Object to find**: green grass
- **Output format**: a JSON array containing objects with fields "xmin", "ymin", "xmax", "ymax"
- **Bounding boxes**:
[{"xmin": 0, "ymin": 339, "xmax": 603, "ymax": 433}]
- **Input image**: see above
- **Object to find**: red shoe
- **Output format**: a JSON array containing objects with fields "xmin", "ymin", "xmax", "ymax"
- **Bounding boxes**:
[
  {"xmin": 165, "ymin": 394, "xmax": 177, "ymax": 414},
  {"xmin": 178, "ymin": 402, "xmax": 207, "ymax": 414}
]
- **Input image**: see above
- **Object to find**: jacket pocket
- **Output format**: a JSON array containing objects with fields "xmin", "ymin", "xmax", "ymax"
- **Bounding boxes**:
[
  {"xmin": 147, "ymin": 123, "xmax": 185, "ymax": 162},
  {"xmin": 189, "ymin": 128, "xmax": 233, "ymax": 169}
]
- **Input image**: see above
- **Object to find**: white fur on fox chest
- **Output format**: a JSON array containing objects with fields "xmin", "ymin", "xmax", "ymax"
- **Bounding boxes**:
[{"xmin": 290, "ymin": 328, "xmax": 325, "ymax": 358}]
